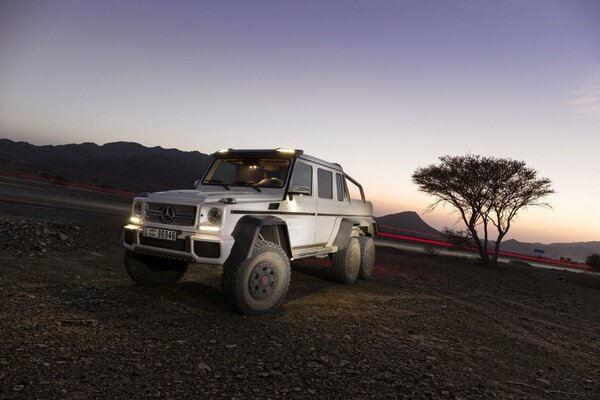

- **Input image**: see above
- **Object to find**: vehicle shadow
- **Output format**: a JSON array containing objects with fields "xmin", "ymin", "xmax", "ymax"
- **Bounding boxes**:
[
  {"xmin": 46, "ymin": 257, "xmax": 352, "ymax": 318},
  {"xmin": 286, "ymin": 257, "xmax": 340, "ymax": 301}
]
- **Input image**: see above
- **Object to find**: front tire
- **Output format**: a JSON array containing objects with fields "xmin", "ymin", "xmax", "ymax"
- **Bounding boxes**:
[
  {"xmin": 124, "ymin": 251, "xmax": 188, "ymax": 287},
  {"xmin": 358, "ymin": 236, "xmax": 375, "ymax": 280},
  {"xmin": 222, "ymin": 240, "xmax": 291, "ymax": 316},
  {"xmin": 331, "ymin": 237, "xmax": 361, "ymax": 284}
]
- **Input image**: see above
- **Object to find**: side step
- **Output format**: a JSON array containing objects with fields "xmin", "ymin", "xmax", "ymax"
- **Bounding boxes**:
[{"xmin": 291, "ymin": 246, "xmax": 336, "ymax": 260}]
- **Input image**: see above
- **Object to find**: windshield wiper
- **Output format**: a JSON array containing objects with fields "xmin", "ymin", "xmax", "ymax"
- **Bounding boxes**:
[
  {"xmin": 231, "ymin": 181, "xmax": 262, "ymax": 192},
  {"xmin": 203, "ymin": 179, "xmax": 230, "ymax": 190}
]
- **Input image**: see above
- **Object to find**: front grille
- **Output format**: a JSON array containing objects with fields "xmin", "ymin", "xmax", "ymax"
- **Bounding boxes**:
[
  {"xmin": 145, "ymin": 203, "xmax": 197, "ymax": 226},
  {"xmin": 139, "ymin": 236, "xmax": 188, "ymax": 252}
]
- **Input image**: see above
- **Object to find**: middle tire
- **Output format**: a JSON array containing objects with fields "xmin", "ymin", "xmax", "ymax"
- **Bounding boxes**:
[
  {"xmin": 222, "ymin": 240, "xmax": 291, "ymax": 316},
  {"xmin": 358, "ymin": 236, "xmax": 376, "ymax": 280},
  {"xmin": 331, "ymin": 236, "xmax": 361, "ymax": 284}
]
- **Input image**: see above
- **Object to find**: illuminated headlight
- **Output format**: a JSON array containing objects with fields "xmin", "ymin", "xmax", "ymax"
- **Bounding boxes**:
[
  {"xmin": 199, "ymin": 226, "xmax": 220, "ymax": 232},
  {"xmin": 133, "ymin": 201, "xmax": 143, "ymax": 216},
  {"xmin": 207, "ymin": 208, "xmax": 222, "ymax": 225}
]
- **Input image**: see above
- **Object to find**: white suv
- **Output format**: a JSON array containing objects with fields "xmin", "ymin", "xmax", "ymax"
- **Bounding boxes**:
[{"xmin": 123, "ymin": 148, "xmax": 376, "ymax": 315}]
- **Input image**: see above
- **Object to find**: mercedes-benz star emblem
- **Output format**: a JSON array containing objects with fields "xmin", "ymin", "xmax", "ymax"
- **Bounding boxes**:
[{"xmin": 160, "ymin": 206, "xmax": 176, "ymax": 223}]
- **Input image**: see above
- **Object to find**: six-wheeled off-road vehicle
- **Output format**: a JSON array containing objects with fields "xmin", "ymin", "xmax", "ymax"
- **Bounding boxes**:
[{"xmin": 123, "ymin": 148, "xmax": 376, "ymax": 315}]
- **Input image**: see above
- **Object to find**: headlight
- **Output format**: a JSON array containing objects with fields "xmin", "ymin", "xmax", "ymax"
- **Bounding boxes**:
[
  {"xmin": 207, "ymin": 208, "xmax": 222, "ymax": 225},
  {"xmin": 133, "ymin": 201, "xmax": 143, "ymax": 216}
]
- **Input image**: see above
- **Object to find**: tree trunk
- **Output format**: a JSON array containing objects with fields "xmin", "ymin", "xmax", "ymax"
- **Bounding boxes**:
[
  {"xmin": 492, "ymin": 233, "xmax": 506, "ymax": 267},
  {"xmin": 468, "ymin": 225, "xmax": 491, "ymax": 266}
]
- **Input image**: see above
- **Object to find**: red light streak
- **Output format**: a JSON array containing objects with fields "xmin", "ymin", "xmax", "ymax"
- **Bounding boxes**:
[
  {"xmin": 378, "ymin": 232, "xmax": 452, "ymax": 247},
  {"xmin": 378, "ymin": 230, "xmax": 591, "ymax": 270}
]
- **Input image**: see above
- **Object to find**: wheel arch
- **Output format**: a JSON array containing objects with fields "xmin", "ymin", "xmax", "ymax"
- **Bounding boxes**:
[{"xmin": 226, "ymin": 215, "xmax": 292, "ymax": 265}]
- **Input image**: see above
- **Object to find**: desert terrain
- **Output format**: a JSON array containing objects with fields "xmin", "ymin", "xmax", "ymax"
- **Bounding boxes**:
[{"xmin": 1, "ymin": 179, "xmax": 599, "ymax": 399}]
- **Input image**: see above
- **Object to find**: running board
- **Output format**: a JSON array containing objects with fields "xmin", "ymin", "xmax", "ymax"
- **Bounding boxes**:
[{"xmin": 292, "ymin": 246, "xmax": 336, "ymax": 260}]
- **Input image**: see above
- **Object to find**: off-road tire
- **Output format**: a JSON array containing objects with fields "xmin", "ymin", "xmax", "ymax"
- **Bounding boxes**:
[
  {"xmin": 124, "ymin": 251, "xmax": 188, "ymax": 287},
  {"xmin": 222, "ymin": 240, "xmax": 291, "ymax": 316},
  {"xmin": 358, "ymin": 236, "xmax": 375, "ymax": 280},
  {"xmin": 331, "ymin": 237, "xmax": 361, "ymax": 284}
]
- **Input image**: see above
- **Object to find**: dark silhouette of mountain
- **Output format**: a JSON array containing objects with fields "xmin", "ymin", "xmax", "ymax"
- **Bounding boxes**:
[
  {"xmin": 500, "ymin": 239, "xmax": 600, "ymax": 263},
  {"xmin": 0, "ymin": 138, "xmax": 212, "ymax": 190},
  {"xmin": 376, "ymin": 211, "xmax": 442, "ymax": 238},
  {"xmin": 375, "ymin": 210, "xmax": 598, "ymax": 263}
]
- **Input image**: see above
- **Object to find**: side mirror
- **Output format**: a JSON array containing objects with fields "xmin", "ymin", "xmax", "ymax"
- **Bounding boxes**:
[{"xmin": 288, "ymin": 184, "xmax": 311, "ymax": 197}]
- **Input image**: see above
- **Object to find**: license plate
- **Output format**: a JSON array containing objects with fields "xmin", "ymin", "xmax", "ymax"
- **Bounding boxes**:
[{"xmin": 143, "ymin": 227, "xmax": 177, "ymax": 241}]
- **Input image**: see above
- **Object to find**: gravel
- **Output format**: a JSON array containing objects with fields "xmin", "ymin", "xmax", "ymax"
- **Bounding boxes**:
[
  {"xmin": 0, "ymin": 216, "xmax": 119, "ymax": 257},
  {"xmin": 1, "ymin": 213, "xmax": 599, "ymax": 399}
]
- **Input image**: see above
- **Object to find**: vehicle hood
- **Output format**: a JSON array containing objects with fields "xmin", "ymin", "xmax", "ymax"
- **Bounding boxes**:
[{"xmin": 143, "ymin": 189, "xmax": 282, "ymax": 204}]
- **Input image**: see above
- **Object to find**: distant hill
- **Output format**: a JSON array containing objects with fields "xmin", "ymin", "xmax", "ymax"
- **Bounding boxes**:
[
  {"xmin": 375, "ymin": 211, "xmax": 598, "ymax": 263},
  {"xmin": 500, "ymin": 239, "xmax": 600, "ymax": 263},
  {"xmin": 376, "ymin": 211, "xmax": 442, "ymax": 238},
  {"xmin": 0, "ymin": 139, "xmax": 212, "ymax": 191}
]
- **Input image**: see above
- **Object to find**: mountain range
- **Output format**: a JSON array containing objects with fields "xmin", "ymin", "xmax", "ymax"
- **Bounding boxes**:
[
  {"xmin": 0, "ymin": 138, "xmax": 211, "ymax": 191},
  {"xmin": 376, "ymin": 211, "xmax": 598, "ymax": 263},
  {"xmin": 375, "ymin": 211, "xmax": 442, "ymax": 238}
]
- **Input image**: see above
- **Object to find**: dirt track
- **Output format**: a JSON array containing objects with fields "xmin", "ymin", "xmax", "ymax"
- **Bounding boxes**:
[{"xmin": 1, "ymin": 204, "xmax": 600, "ymax": 399}]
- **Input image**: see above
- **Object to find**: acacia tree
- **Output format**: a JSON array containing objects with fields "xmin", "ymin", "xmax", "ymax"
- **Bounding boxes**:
[{"xmin": 412, "ymin": 155, "xmax": 554, "ymax": 267}]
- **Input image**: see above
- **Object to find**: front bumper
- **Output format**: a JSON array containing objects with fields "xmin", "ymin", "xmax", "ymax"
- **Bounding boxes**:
[{"xmin": 123, "ymin": 224, "xmax": 234, "ymax": 264}]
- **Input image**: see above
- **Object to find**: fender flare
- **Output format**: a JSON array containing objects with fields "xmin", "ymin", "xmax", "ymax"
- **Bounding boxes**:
[
  {"xmin": 225, "ymin": 215, "xmax": 291, "ymax": 265},
  {"xmin": 333, "ymin": 218, "xmax": 377, "ymax": 250},
  {"xmin": 332, "ymin": 218, "xmax": 359, "ymax": 250}
]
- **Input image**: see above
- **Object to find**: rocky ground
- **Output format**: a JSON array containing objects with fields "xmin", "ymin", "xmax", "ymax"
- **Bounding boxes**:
[
  {"xmin": 0, "ymin": 216, "xmax": 118, "ymax": 257},
  {"xmin": 1, "ymin": 209, "xmax": 600, "ymax": 399}
]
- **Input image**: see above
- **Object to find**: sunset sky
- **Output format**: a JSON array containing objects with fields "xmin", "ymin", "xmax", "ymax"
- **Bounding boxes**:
[{"xmin": 1, "ymin": 0, "xmax": 599, "ymax": 243}]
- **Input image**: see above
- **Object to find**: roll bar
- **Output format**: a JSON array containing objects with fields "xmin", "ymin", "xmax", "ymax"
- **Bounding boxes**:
[{"xmin": 344, "ymin": 173, "xmax": 365, "ymax": 203}]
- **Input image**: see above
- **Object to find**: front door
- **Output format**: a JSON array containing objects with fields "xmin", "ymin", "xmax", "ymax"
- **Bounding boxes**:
[
  {"xmin": 314, "ymin": 167, "xmax": 338, "ymax": 245},
  {"xmin": 283, "ymin": 161, "xmax": 316, "ymax": 248}
]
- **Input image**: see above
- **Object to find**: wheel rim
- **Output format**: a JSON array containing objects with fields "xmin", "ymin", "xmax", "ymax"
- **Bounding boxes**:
[{"xmin": 249, "ymin": 261, "xmax": 279, "ymax": 300}]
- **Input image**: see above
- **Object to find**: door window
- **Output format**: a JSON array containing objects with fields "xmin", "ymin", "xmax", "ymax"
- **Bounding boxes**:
[
  {"xmin": 318, "ymin": 168, "xmax": 333, "ymax": 199},
  {"xmin": 289, "ymin": 162, "xmax": 313, "ymax": 196},
  {"xmin": 335, "ymin": 173, "xmax": 345, "ymax": 201}
]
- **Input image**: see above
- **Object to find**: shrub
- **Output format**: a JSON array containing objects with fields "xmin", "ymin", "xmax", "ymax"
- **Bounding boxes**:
[
  {"xmin": 585, "ymin": 254, "xmax": 600, "ymax": 270},
  {"xmin": 423, "ymin": 246, "xmax": 440, "ymax": 256},
  {"xmin": 441, "ymin": 228, "xmax": 474, "ymax": 250}
]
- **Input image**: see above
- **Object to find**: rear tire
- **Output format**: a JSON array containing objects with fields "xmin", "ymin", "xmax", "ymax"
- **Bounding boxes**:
[
  {"xmin": 222, "ymin": 240, "xmax": 291, "ymax": 316},
  {"xmin": 331, "ymin": 237, "xmax": 361, "ymax": 284},
  {"xmin": 124, "ymin": 251, "xmax": 188, "ymax": 287},
  {"xmin": 358, "ymin": 236, "xmax": 375, "ymax": 280}
]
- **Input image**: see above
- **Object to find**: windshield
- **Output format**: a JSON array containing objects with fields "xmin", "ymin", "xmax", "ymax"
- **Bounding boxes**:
[{"xmin": 202, "ymin": 158, "xmax": 291, "ymax": 189}]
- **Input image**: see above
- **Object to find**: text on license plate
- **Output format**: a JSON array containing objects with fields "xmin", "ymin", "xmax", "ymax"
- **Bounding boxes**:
[{"xmin": 143, "ymin": 227, "xmax": 177, "ymax": 241}]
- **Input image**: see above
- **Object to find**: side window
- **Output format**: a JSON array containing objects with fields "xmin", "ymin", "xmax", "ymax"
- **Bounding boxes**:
[
  {"xmin": 289, "ymin": 162, "xmax": 312, "ymax": 196},
  {"xmin": 335, "ymin": 173, "xmax": 345, "ymax": 201},
  {"xmin": 318, "ymin": 168, "xmax": 333, "ymax": 199}
]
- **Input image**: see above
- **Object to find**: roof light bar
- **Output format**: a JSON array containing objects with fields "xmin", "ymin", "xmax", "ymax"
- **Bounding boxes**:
[
  {"xmin": 276, "ymin": 148, "xmax": 296, "ymax": 154},
  {"xmin": 217, "ymin": 148, "xmax": 230, "ymax": 153}
]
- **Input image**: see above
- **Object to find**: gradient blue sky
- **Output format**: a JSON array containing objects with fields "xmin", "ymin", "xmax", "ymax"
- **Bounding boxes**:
[{"xmin": 1, "ymin": 0, "xmax": 599, "ymax": 243}]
